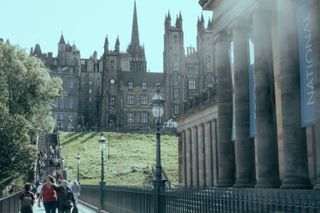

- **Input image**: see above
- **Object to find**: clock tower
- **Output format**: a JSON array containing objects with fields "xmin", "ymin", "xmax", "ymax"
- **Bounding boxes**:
[{"xmin": 100, "ymin": 36, "xmax": 121, "ymax": 130}]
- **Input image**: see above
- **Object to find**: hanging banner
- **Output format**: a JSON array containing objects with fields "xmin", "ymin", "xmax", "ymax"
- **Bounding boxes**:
[
  {"xmin": 296, "ymin": 0, "xmax": 315, "ymax": 127},
  {"xmin": 230, "ymin": 41, "xmax": 236, "ymax": 141},
  {"xmin": 248, "ymin": 36, "xmax": 256, "ymax": 138},
  {"xmin": 249, "ymin": 64, "xmax": 256, "ymax": 137}
]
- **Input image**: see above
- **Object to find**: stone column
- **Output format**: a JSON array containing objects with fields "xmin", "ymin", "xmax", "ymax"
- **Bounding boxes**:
[
  {"xmin": 178, "ymin": 133, "xmax": 182, "ymax": 184},
  {"xmin": 186, "ymin": 128, "xmax": 192, "ymax": 187},
  {"xmin": 211, "ymin": 120, "xmax": 219, "ymax": 186},
  {"xmin": 179, "ymin": 131, "xmax": 187, "ymax": 187},
  {"xmin": 277, "ymin": 0, "xmax": 311, "ymax": 189},
  {"xmin": 204, "ymin": 121, "xmax": 213, "ymax": 187},
  {"xmin": 197, "ymin": 124, "xmax": 205, "ymax": 188},
  {"xmin": 253, "ymin": 1, "xmax": 280, "ymax": 188},
  {"xmin": 310, "ymin": 0, "xmax": 320, "ymax": 189},
  {"xmin": 232, "ymin": 19, "xmax": 256, "ymax": 187},
  {"xmin": 191, "ymin": 126, "xmax": 199, "ymax": 188},
  {"xmin": 215, "ymin": 30, "xmax": 235, "ymax": 187}
]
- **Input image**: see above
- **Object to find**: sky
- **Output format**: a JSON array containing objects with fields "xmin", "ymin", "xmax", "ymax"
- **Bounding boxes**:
[{"xmin": 1, "ymin": 0, "xmax": 212, "ymax": 72}]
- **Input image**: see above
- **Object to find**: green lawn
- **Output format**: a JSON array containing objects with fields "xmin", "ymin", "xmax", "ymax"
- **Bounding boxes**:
[{"xmin": 60, "ymin": 132, "xmax": 178, "ymax": 186}]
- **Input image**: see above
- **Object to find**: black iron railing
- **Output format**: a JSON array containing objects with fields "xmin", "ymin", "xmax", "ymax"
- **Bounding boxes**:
[
  {"xmin": 80, "ymin": 185, "xmax": 320, "ymax": 213},
  {"xmin": 165, "ymin": 188, "xmax": 320, "ymax": 213},
  {"xmin": 0, "ymin": 191, "xmax": 21, "ymax": 213},
  {"xmin": 81, "ymin": 185, "xmax": 154, "ymax": 213}
]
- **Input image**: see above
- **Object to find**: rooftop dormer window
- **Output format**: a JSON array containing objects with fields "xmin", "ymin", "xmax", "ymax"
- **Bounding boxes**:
[
  {"xmin": 142, "ymin": 82, "xmax": 147, "ymax": 90},
  {"xmin": 128, "ymin": 82, "xmax": 133, "ymax": 90}
]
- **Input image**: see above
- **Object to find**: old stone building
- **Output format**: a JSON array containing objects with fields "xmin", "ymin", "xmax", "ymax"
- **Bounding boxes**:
[
  {"xmin": 164, "ymin": 12, "xmax": 215, "ymax": 121},
  {"xmin": 176, "ymin": 0, "xmax": 320, "ymax": 190},
  {"xmin": 30, "ymin": 2, "xmax": 215, "ymax": 132}
]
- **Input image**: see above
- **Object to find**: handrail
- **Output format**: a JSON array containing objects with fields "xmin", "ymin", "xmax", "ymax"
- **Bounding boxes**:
[
  {"xmin": 79, "ymin": 184, "xmax": 320, "ymax": 213},
  {"xmin": 0, "ymin": 177, "xmax": 12, "ymax": 186}
]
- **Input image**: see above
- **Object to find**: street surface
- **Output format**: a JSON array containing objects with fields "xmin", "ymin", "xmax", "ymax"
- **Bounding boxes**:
[{"xmin": 32, "ymin": 199, "xmax": 96, "ymax": 213}]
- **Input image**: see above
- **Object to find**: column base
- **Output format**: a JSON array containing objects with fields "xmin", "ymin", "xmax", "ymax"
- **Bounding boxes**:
[
  {"xmin": 281, "ymin": 177, "xmax": 312, "ymax": 189},
  {"xmin": 234, "ymin": 179, "xmax": 256, "ymax": 188},
  {"xmin": 313, "ymin": 178, "xmax": 320, "ymax": 190},
  {"xmin": 216, "ymin": 179, "xmax": 234, "ymax": 187},
  {"xmin": 255, "ymin": 177, "xmax": 280, "ymax": 188}
]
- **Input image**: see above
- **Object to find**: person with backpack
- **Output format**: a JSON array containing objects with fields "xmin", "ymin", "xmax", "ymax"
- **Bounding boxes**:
[
  {"xmin": 19, "ymin": 183, "xmax": 35, "ymax": 213},
  {"xmin": 56, "ymin": 179, "xmax": 77, "ymax": 213}
]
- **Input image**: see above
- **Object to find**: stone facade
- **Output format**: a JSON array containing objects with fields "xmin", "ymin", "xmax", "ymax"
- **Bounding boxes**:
[
  {"xmin": 29, "ymin": 2, "xmax": 215, "ymax": 132},
  {"xmin": 176, "ymin": 0, "xmax": 319, "ymax": 189}
]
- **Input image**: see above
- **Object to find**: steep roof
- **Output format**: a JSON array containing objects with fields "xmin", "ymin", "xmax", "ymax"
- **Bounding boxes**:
[{"xmin": 120, "ymin": 71, "xmax": 164, "ymax": 85}]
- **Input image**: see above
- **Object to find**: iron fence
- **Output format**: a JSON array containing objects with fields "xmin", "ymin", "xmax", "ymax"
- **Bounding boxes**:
[
  {"xmin": 163, "ymin": 188, "xmax": 320, "ymax": 213},
  {"xmin": 80, "ymin": 185, "xmax": 320, "ymax": 213},
  {"xmin": 0, "ymin": 191, "xmax": 21, "ymax": 213},
  {"xmin": 81, "ymin": 185, "xmax": 154, "ymax": 213}
]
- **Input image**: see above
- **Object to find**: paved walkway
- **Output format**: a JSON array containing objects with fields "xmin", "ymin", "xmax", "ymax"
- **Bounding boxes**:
[{"xmin": 33, "ymin": 199, "xmax": 96, "ymax": 213}]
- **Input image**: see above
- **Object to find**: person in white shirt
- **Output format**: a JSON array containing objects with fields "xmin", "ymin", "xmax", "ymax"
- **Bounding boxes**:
[
  {"xmin": 70, "ymin": 180, "xmax": 81, "ymax": 205},
  {"xmin": 36, "ymin": 183, "xmax": 43, "ymax": 207}
]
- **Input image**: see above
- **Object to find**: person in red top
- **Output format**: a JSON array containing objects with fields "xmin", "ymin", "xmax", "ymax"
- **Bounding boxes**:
[
  {"xmin": 39, "ymin": 175, "xmax": 57, "ymax": 213},
  {"xmin": 19, "ymin": 183, "xmax": 35, "ymax": 213}
]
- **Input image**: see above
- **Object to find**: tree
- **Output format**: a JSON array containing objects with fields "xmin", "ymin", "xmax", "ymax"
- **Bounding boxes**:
[{"xmin": 0, "ymin": 42, "xmax": 63, "ymax": 192}]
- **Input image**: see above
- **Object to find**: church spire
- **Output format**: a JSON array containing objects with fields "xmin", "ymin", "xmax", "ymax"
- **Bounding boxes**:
[
  {"xmin": 127, "ymin": 1, "xmax": 146, "ymax": 72},
  {"xmin": 130, "ymin": 0, "xmax": 140, "ymax": 46},
  {"xmin": 58, "ymin": 33, "xmax": 66, "ymax": 45}
]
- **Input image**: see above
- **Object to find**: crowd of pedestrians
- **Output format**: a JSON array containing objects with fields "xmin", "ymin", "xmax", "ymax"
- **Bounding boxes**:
[{"xmin": 19, "ymin": 175, "xmax": 81, "ymax": 213}]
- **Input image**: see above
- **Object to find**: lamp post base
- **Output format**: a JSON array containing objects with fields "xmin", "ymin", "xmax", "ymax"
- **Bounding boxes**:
[
  {"xmin": 153, "ymin": 179, "xmax": 166, "ymax": 213},
  {"xmin": 99, "ymin": 181, "xmax": 105, "ymax": 212}
]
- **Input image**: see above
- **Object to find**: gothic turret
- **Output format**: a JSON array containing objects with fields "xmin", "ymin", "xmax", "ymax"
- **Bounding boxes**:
[
  {"xmin": 165, "ymin": 11, "xmax": 171, "ymax": 30},
  {"xmin": 57, "ymin": 34, "xmax": 67, "ymax": 65},
  {"xmin": 72, "ymin": 42, "xmax": 77, "ymax": 51},
  {"xmin": 115, "ymin": 36, "xmax": 120, "ymax": 53},
  {"xmin": 207, "ymin": 17, "xmax": 213, "ymax": 30},
  {"xmin": 104, "ymin": 35, "xmax": 109, "ymax": 53},
  {"xmin": 93, "ymin": 50, "xmax": 97, "ymax": 62},
  {"xmin": 33, "ymin": 44, "xmax": 42, "ymax": 56},
  {"xmin": 175, "ymin": 12, "xmax": 183, "ymax": 29},
  {"xmin": 197, "ymin": 14, "xmax": 205, "ymax": 32}
]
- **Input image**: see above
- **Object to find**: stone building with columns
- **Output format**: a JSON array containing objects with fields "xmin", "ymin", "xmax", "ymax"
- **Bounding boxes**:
[{"xmin": 176, "ymin": 0, "xmax": 320, "ymax": 189}]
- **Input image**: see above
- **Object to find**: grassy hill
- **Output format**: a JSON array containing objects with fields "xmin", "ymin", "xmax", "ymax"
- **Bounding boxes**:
[{"xmin": 60, "ymin": 132, "xmax": 178, "ymax": 186}]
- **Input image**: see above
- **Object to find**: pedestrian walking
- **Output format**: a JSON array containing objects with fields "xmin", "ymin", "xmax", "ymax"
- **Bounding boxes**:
[
  {"xmin": 36, "ymin": 182, "xmax": 43, "ymax": 207},
  {"xmin": 56, "ymin": 179, "xmax": 77, "ymax": 213},
  {"xmin": 39, "ymin": 175, "xmax": 57, "ymax": 213},
  {"xmin": 70, "ymin": 180, "xmax": 81, "ymax": 205},
  {"xmin": 19, "ymin": 183, "xmax": 35, "ymax": 213}
]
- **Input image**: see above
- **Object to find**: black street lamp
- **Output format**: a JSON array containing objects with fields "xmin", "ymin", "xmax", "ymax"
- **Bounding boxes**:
[
  {"xmin": 61, "ymin": 157, "xmax": 64, "ymax": 176},
  {"xmin": 76, "ymin": 153, "xmax": 80, "ymax": 183},
  {"xmin": 151, "ymin": 87, "xmax": 166, "ymax": 213},
  {"xmin": 98, "ymin": 132, "xmax": 106, "ymax": 212},
  {"xmin": 107, "ymin": 135, "xmax": 110, "ymax": 160}
]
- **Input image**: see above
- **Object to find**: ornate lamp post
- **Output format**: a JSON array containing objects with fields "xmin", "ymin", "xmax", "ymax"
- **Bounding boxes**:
[
  {"xmin": 151, "ymin": 87, "xmax": 166, "ymax": 213},
  {"xmin": 61, "ymin": 157, "xmax": 64, "ymax": 178},
  {"xmin": 76, "ymin": 153, "xmax": 80, "ymax": 183},
  {"xmin": 98, "ymin": 132, "xmax": 106, "ymax": 212}
]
